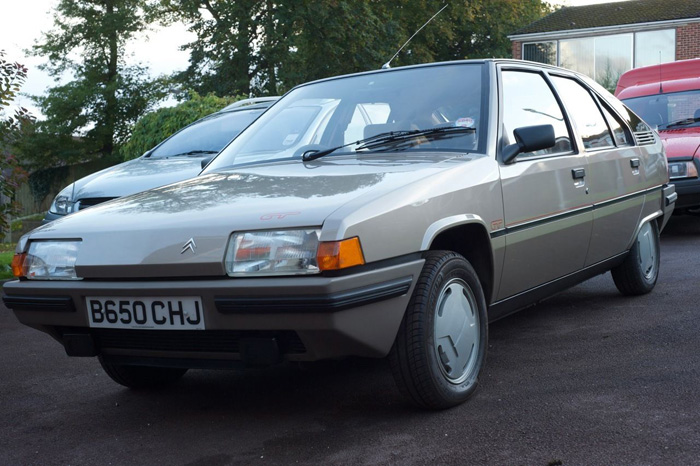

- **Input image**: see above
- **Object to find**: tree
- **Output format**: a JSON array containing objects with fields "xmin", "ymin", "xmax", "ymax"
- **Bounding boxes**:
[
  {"xmin": 31, "ymin": 0, "xmax": 165, "ymax": 160},
  {"xmin": 385, "ymin": 0, "xmax": 552, "ymax": 67},
  {"xmin": 0, "ymin": 50, "xmax": 31, "ymax": 235},
  {"xmin": 120, "ymin": 91, "xmax": 242, "ymax": 161},
  {"xmin": 164, "ymin": 0, "xmax": 550, "ymax": 98},
  {"xmin": 158, "ymin": 0, "xmax": 262, "ymax": 97},
  {"xmin": 281, "ymin": 1, "xmax": 398, "ymax": 85}
]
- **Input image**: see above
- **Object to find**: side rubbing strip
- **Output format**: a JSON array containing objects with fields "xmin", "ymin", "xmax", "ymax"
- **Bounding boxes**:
[
  {"xmin": 3, "ymin": 295, "xmax": 76, "ymax": 312},
  {"xmin": 216, "ymin": 277, "xmax": 413, "ymax": 314},
  {"xmin": 489, "ymin": 186, "xmax": 662, "ymax": 239}
]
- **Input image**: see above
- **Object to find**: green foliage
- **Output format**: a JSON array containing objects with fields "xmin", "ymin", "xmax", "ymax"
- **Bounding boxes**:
[
  {"xmin": 0, "ymin": 50, "xmax": 31, "ymax": 235},
  {"xmin": 157, "ymin": 0, "xmax": 551, "ymax": 97},
  {"xmin": 120, "ymin": 92, "xmax": 243, "ymax": 161},
  {"xmin": 28, "ymin": 166, "xmax": 71, "ymax": 206},
  {"xmin": 30, "ymin": 0, "xmax": 166, "ymax": 160}
]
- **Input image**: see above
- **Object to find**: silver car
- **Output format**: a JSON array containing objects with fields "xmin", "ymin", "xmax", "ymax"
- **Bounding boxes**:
[
  {"xmin": 4, "ymin": 60, "xmax": 676, "ymax": 409},
  {"xmin": 43, "ymin": 97, "xmax": 278, "ymax": 223}
]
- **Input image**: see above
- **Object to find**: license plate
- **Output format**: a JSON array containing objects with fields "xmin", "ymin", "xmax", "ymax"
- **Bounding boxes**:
[{"xmin": 86, "ymin": 297, "xmax": 205, "ymax": 330}]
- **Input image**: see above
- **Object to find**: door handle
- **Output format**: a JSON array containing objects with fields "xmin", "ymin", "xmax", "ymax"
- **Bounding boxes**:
[
  {"xmin": 630, "ymin": 158, "xmax": 640, "ymax": 168},
  {"xmin": 572, "ymin": 168, "xmax": 586, "ymax": 180}
]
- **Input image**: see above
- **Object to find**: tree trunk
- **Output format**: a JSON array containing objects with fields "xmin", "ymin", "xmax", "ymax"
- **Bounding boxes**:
[{"xmin": 103, "ymin": 0, "xmax": 118, "ymax": 157}]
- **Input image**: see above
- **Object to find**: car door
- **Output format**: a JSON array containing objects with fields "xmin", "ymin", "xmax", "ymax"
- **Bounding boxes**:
[
  {"xmin": 496, "ymin": 67, "xmax": 593, "ymax": 301},
  {"xmin": 550, "ymin": 75, "xmax": 645, "ymax": 266}
]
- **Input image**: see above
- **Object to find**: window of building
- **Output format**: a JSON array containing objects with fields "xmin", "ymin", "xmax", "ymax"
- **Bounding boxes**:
[
  {"xmin": 594, "ymin": 34, "xmax": 632, "ymax": 86},
  {"xmin": 521, "ymin": 29, "xmax": 675, "ymax": 87},
  {"xmin": 523, "ymin": 42, "xmax": 556, "ymax": 65},
  {"xmin": 559, "ymin": 37, "xmax": 595, "ymax": 77},
  {"xmin": 635, "ymin": 29, "xmax": 676, "ymax": 68}
]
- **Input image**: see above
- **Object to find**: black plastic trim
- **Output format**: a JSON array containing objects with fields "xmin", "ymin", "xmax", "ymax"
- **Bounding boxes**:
[
  {"xmin": 488, "ymin": 252, "xmax": 626, "ymax": 322},
  {"xmin": 319, "ymin": 252, "xmax": 423, "ymax": 278},
  {"xmin": 3, "ymin": 295, "xmax": 75, "ymax": 312},
  {"xmin": 215, "ymin": 276, "xmax": 413, "ymax": 314}
]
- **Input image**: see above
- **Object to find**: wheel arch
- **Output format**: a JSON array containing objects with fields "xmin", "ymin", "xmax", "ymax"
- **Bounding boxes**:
[
  {"xmin": 422, "ymin": 216, "xmax": 495, "ymax": 304},
  {"xmin": 628, "ymin": 210, "xmax": 663, "ymax": 251}
]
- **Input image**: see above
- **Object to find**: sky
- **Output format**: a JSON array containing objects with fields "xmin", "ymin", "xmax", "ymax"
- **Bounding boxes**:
[
  {"xmin": 1, "ymin": 0, "xmax": 628, "ymax": 117},
  {"xmin": 1, "ymin": 0, "xmax": 193, "ymax": 115}
]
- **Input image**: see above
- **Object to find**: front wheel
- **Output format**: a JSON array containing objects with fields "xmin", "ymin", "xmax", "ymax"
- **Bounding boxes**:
[
  {"xmin": 611, "ymin": 220, "xmax": 660, "ymax": 295},
  {"xmin": 389, "ymin": 251, "xmax": 488, "ymax": 410}
]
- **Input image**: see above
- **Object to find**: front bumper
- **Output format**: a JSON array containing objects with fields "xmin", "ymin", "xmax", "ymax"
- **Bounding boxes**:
[
  {"xmin": 671, "ymin": 177, "xmax": 700, "ymax": 211},
  {"xmin": 3, "ymin": 257, "xmax": 423, "ymax": 365}
]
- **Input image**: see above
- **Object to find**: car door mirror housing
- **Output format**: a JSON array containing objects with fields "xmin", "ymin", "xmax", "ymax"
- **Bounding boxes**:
[{"xmin": 502, "ymin": 124, "xmax": 556, "ymax": 164}]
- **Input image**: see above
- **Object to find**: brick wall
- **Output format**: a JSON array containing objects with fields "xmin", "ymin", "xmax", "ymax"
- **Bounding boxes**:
[
  {"xmin": 676, "ymin": 22, "xmax": 700, "ymax": 60},
  {"xmin": 512, "ymin": 41, "xmax": 522, "ymax": 59}
]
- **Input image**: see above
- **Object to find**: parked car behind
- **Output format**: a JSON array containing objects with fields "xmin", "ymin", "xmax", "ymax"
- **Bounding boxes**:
[
  {"xmin": 616, "ymin": 59, "xmax": 700, "ymax": 214},
  {"xmin": 5, "ymin": 60, "xmax": 675, "ymax": 409},
  {"xmin": 43, "ymin": 97, "xmax": 278, "ymax": 223}
]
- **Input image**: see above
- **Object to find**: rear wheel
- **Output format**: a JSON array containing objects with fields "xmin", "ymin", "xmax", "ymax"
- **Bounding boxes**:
[
  {"xmin": 99, "ymin": 357, "xmax": 188, "ymax": 388},
  {"xmin": 389, "ymin": 251, "xmax": 488, "ymax": 410},
  {"xmin": 612, "ymin": 220, "xmax": 660, "ymax": 296}
]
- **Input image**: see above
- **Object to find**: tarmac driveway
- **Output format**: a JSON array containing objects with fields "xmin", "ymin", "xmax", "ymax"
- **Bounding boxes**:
[{"xmin": 1, "ymin": 216, "xmax": 699, "ymax": 465}]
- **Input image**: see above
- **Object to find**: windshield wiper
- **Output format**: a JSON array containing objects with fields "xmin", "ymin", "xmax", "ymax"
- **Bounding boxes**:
[
  {"xmin": 167, "ymin": 150, "xmax": 219, "ymax": 157},
  {"xmin": 357, "ymin": 126, "xmax": 475, "ymax": 151},
  {"xmin": 659, "ymin": 117, "xmax": 700, "ymax": 130},
  {"xmin": 301, "ymin": 126, "xmax": 475, "ymax": 162},
  {"xmin": 302, "ymin": 130, "xmax": 416, "ymax": 162}
]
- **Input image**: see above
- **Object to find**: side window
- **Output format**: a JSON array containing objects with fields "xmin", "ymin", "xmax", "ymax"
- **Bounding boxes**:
[
  {"xmin": 599, "ymin": 104, "xmax": 632, "ymax": 146},
  {"xmin": 551, "ymin": 76, "xmax": 614, "ymax": 150},
  {"xmin": 501, "ymin": 71, "xmax": 572, "ymax": 157}
]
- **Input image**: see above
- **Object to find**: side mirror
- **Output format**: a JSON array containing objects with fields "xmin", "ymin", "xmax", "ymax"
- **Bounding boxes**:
[
  {"xmin": 201, "ymin": 156, "xmax": 214, "ymax": 169},
  {"xmin": 502, "ymin": 124, "xmax": 556, "ymax": 164}
]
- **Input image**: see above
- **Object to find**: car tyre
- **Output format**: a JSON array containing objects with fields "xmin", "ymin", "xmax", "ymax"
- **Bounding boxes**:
[
  {"xmin": 389, "ymin": 251, "xmax": 488, "ymax": 410},
  {"xmin": 611, "ymin": 220, "xmax": 660, "ymax": 296},
  {"xmin": 99, "ymin": 356, "xmax": 188, "ymax": 388}
]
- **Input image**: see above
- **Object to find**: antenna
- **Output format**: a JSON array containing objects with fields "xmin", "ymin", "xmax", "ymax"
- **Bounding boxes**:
[{"xmin": 381, "ymin": 4, "xmax": 449, "ymax": 70}]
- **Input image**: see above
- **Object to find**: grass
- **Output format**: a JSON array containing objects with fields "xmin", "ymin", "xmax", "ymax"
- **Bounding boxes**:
[{"xmin": 0, "ymin": 244, "xmax": 16, "ymax": 280}]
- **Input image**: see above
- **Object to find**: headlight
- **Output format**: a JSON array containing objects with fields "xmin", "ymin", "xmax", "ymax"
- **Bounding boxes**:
[
  {"xmin": 49, "ymin": 184, "xmax": 76, "ymax": 215},
  {"xmin": 14, "ymin": 241, "xmax": 82, "ymax": 280},
  {"xmin": 226, "ymin": 229, "xmax": 321, "ymax": 276},
  {"xmin": 225, "ymin": 229, "xmax": 366, "ymax": 276},
  {"xmin": 668, "ymin": 161, "xmax": 698, "ymax": 179}
]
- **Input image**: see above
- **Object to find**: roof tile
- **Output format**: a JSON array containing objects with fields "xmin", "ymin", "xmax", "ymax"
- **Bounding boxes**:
[{"xmin": 513, "ymin": 0, "xmax": 700, "ymax": 35}]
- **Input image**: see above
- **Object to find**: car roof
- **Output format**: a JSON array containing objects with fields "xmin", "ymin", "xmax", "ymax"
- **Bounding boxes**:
[
  {"xmin": 219, "ymin": 96, "xmax": 280, "ymax": 112},
  {"xmin": 289, "ymin": 58, "xmax": 583, "ymax": 92},
  {"xmin": 615, "ymin": 59, "xmax": 700, "ymax": 99}
]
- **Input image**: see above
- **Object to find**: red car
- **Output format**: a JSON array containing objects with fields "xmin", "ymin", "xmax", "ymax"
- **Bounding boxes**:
[{"xmin": 616, "ymin": 59, "xmax": 700, "ymax": 213}]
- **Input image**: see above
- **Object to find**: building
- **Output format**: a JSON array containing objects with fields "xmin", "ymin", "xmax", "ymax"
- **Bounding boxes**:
[{"xmin": 509, "ymin": 0, "xmax": 700, "ymax": 87}]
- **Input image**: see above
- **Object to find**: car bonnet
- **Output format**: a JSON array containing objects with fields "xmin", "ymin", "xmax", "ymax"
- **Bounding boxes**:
[{"xmin": 24, "ymin": 154, "xmax": 474, "ymax": 278}]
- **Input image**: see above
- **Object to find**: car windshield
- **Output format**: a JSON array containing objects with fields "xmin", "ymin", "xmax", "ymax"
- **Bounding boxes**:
[
  {"xmin": 204, "ymin": 63, "xmax": 486, "ymax": 171},
  {"xmin": 622, "ymin": 89, "xmax": 700, "ymax": 130},
  {"xmin": 148, "ymin": 108, "xmax": 267, "ymax": 159}
]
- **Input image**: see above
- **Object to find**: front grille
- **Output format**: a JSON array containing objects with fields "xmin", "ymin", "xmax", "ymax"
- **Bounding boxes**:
[
  {"xmin": 76, "ymin": 197, "xmax": 117, "ymax": 210},
  {"xmin": 634, "ymin": 131, "xmax": 656, "ymax": 146},
  {"xmin": 90, "ymin": 329, "xmax": 306, "ymax": 354}
]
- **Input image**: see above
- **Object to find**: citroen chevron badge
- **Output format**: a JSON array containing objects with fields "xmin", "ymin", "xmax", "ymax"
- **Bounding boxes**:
[{"xmin": 181, "ymin": 238, "xmax": 197, "ymax": 254}]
